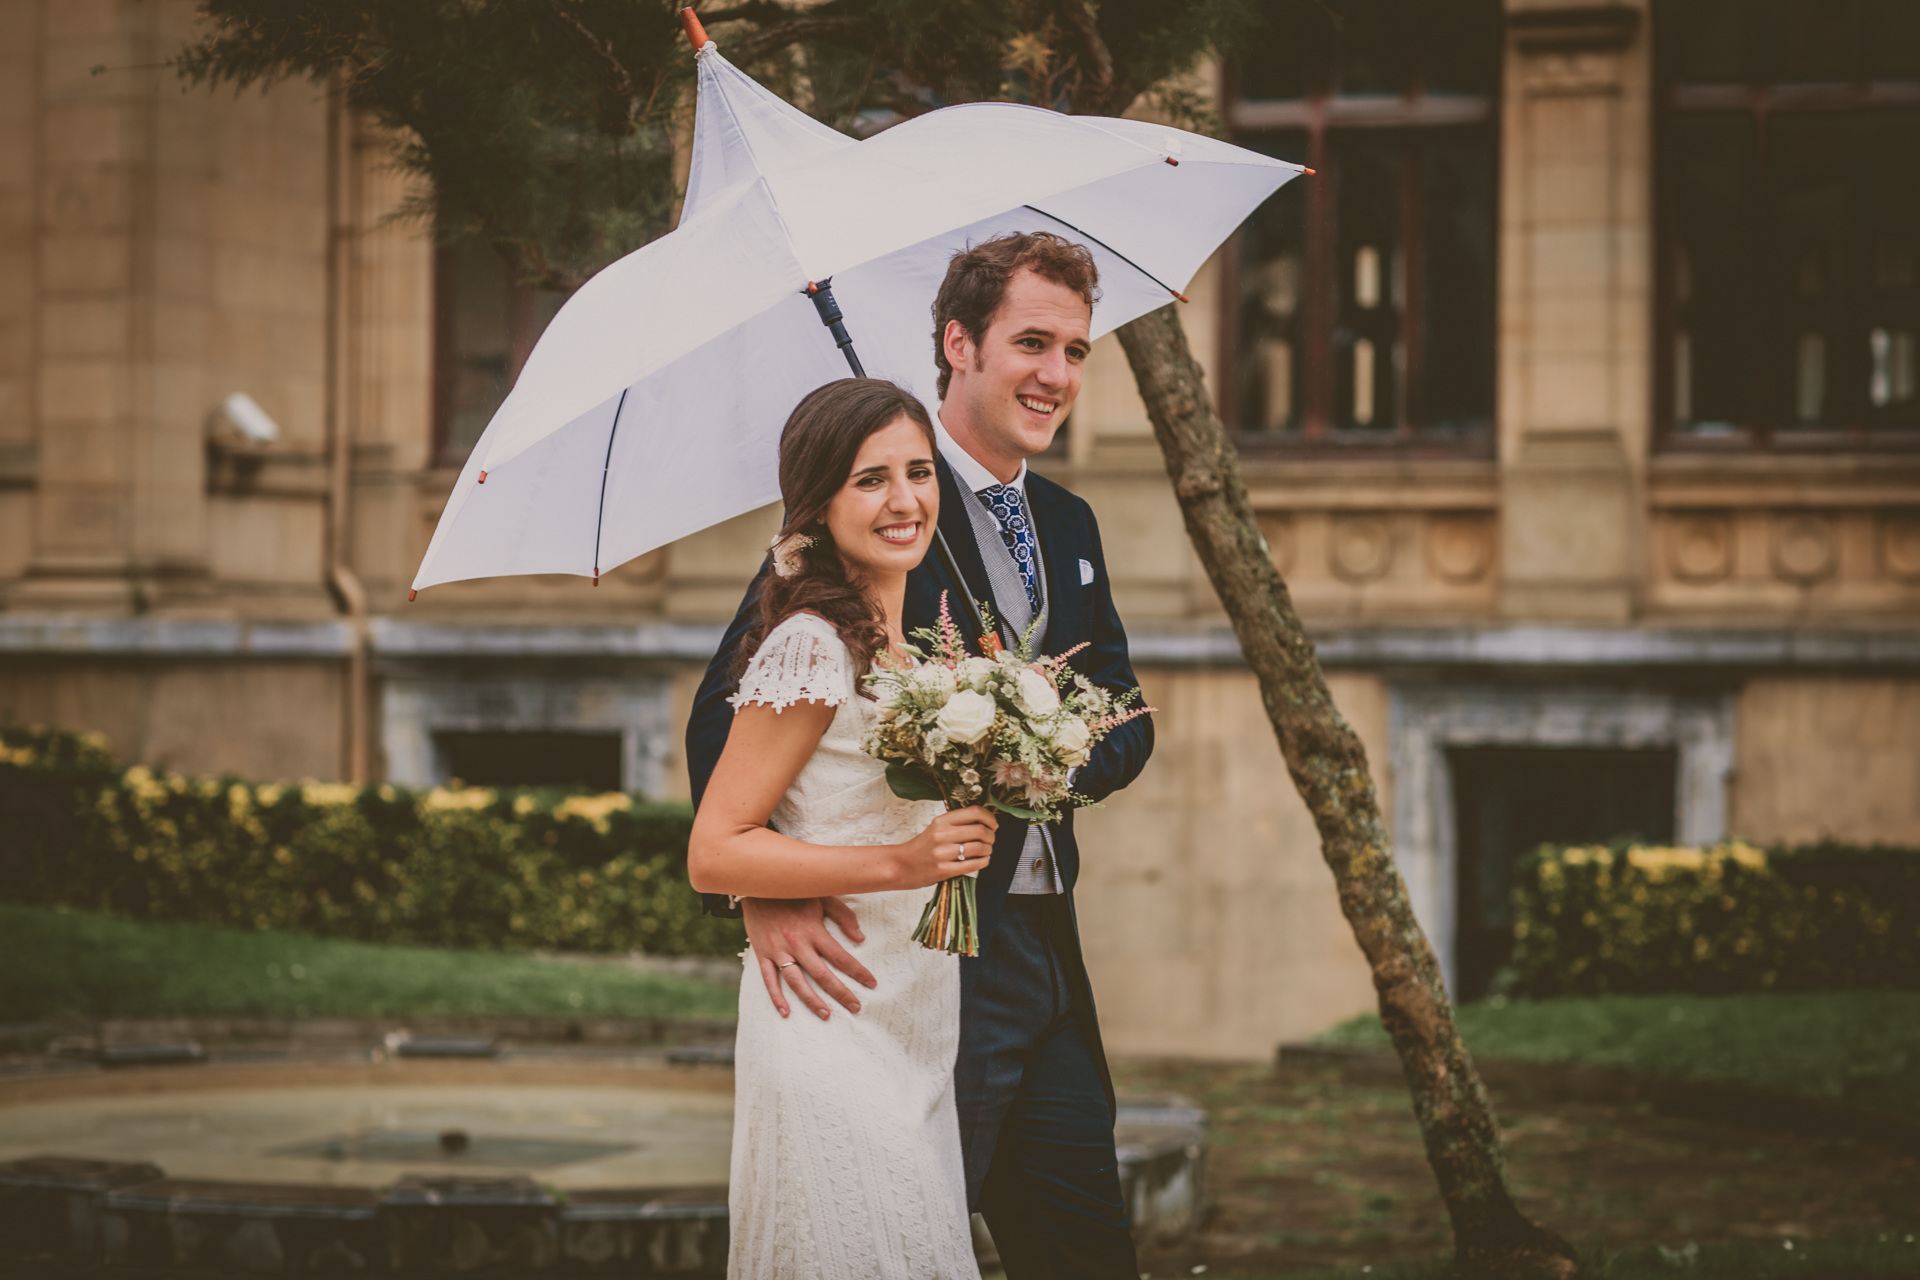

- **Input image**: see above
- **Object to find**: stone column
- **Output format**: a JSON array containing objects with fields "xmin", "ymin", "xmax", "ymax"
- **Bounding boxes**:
[
  {"xmin": 14, "ymin": 0, "xmax": 165, "ymax": 609},
  {"xmin": 0, "ymin": 0, "xmax": 38, "ymax": 579},
  {"xmin": 1497, "ymin": 0, "xmax": 1652, "ymax": 622}
]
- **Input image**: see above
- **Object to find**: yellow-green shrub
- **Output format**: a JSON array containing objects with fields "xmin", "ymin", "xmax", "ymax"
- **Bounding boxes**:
[
  {"xmin": 0, "ymin": 725, "xmax": 741, "ymax": 957},
  {"xmin": 1510, "ymin": 841, "xmax": 1920, "ymax": 996}
]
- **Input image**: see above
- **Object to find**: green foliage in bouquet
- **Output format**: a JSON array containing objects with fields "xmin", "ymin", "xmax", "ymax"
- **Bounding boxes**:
[
  {"xmin": 860, "ymin": 594, "xmax": 1148, "ymax": 954},
  {"xmin": 0, "ymin": 725, "xmax": 742, "ymax": 958},
  {"xmin": 1509, "ymin": 840, "xmax": 1920, "ymax": 997}
]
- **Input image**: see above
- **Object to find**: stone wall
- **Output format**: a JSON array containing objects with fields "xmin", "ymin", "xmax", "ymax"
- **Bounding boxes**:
[
  {"xmin": 1731, "ymin": 678, "xmax": 1920, "ymax": 846},
  {"xmin": 0, "ymin": 657, "xmax": 342, "ymax": 779},
  {"xmin": 1074, "ymin": 668, "xmax": 1383, "ymax": 1059}
]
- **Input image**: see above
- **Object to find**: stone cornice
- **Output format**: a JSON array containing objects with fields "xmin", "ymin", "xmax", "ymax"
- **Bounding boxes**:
[{"xmin": 6, "ymin": 616, "xmax": 1917, "ymax": 671}]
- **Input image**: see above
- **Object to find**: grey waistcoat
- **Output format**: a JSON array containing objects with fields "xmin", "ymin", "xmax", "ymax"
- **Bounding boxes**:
[{"xmin": 956, "ymin": 485, "xmax": 1062, "ymax": 895}]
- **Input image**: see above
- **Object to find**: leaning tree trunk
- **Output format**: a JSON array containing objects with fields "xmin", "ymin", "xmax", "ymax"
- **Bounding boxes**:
[{"xmin": 1116, "ymin": 304, "xmax": 1581, "ymax": 1280}]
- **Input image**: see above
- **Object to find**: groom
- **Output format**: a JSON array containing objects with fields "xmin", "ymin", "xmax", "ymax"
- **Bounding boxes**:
[{"xmin": 686, "ymin": 231, "xmax": 1153, "ymax": 1278}]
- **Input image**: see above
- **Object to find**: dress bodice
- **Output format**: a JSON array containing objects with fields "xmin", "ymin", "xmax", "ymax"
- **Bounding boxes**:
[{"xmin": 730, "ymin": 611, "xmax": 942, "ymax": 849}]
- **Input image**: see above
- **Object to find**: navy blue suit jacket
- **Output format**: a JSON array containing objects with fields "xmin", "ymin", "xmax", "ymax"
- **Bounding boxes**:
[{"xmin": 683, "ymin": 453, "xmax": 1154, "ymax": 959}]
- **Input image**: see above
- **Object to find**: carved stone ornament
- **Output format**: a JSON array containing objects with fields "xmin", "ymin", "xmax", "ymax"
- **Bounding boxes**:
[
  {"xmin": 1665, "ymin": 514, "xmax": 1735, "ymax": 584},
  {"xmin": 1330, "ymin": 515, "xmax": 1394, "ymax": 584},
  {"xmin": 1426, "ymin": 516, "xmax": 1494, "ymax": 585},
  {"xmin": 1770, "ymin": 514, "xmax": 1839, "ymax": 584},
  {"xmin": 1257, "ymin": 513, "xmax": 1296, "ymax": 576},
  {"xmin": 1880, "ymin": 512, "xmax": 1920, "ymax": 584}
]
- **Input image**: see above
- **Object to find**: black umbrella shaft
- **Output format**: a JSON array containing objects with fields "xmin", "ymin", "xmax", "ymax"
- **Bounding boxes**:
[{"xmin": 806, "ymin": 279, "xmax": 866, "ymax": 377}]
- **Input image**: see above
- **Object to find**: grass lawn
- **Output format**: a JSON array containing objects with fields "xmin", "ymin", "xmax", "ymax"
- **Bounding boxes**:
[
  {"xmin": 0, "ymin": 904, "xmax": 738, "ymax": 1023},
  {"xmin": 1119, "ymin": 1054, "xmax": 1918, "ymax": 1279},
  {"xmin": 1249, "ymin": 1233, "xmax": 1920, "ymax": 1279},
  {"xmin": 1314, "ymin": 990, "xmax": 1920, "ymax": 1116}
]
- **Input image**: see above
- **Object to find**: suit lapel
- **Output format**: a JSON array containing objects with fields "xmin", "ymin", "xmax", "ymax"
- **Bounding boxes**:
[
  {"xmin": 1023, "ymin": 474, "xmax": 1085, "ymax": 657},
  {"xmin": 936, "ymin": 456, "xmax": 1003, "ymax": 638},
  {"xmin": 906, "ymin": 456, "xmax": 1003, "ymax": 651}
]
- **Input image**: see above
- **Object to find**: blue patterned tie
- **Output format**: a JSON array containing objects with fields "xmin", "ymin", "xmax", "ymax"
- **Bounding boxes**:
[{"xmin": 977, "ymin": 483, "xmax": 1041, "ymax": 617}]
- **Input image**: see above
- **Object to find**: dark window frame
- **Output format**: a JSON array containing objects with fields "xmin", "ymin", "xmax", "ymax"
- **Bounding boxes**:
[
  {"xmin": 1653, "ymin": 4, "xmax": 1920, "ymax": 453},
  {"xmin": 431, "ymin": 245, "xmax": 568, "ymax": 468},
  {"xmin": 1218, "ymin": 14, "xmax": 1501, "ymax": 458}
]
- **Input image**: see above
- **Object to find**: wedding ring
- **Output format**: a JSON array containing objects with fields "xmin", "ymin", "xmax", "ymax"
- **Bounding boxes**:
[{"xmin": 776, "ymin": 960, "xmax": 798, "ymax": 970}]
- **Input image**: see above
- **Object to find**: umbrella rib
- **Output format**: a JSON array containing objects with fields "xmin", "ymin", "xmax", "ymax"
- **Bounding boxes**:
[
  {"xmin": 1021, "ymin": 205, "xmax": 1189, "ymax": 304},
  {"xmin": 592, "ymin": 388, "xmax": 629, "ymax": 586}
]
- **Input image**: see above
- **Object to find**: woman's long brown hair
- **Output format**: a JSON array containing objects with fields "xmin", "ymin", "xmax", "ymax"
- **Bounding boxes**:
[{"xmin": 731, "ymin": 379, "xmax": 937, "ymax": 692}]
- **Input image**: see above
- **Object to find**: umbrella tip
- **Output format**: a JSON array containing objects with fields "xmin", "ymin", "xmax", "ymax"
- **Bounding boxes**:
[
  {"xmin": 478, "ymin": 470, "xmax": 487, "ymax": 483},
  {"xmin": 592, "ymin": 573, "xmax": 600, "ymax": 586},
  {"xmin": 1302, "ymin": 166, "xmax": 1317, "ymax": 176},
  {"xmin": 1173, "ymin": 292, "xmax": 1190, "ymax": 304},
  {"xmin": 680, "ymin": 8, "xmax": 710, "ymax": 51},
  {"xmin": 408, "ymin": 589, "xmax": 417, "ymax": 602}
]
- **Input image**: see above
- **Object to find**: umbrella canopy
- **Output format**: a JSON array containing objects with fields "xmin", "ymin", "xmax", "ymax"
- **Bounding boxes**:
[{"xmin": 411, "ymin": 39, "xmax": 1305, "ymax": 594}]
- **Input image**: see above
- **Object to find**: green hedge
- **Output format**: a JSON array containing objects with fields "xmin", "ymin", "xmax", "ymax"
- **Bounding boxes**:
[
  {"xmin": 1509, "ymin": 841, "xmax": 1920, "ymax": 997},
  {"xmin": 0, "ymin": 725, "xmax": 743, "ymax": 958}
]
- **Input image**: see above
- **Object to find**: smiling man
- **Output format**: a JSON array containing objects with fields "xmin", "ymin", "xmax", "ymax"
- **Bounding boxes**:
[{"xmin": 686, "ymin": 232, "xmax": 1155, "ymax": 1278}]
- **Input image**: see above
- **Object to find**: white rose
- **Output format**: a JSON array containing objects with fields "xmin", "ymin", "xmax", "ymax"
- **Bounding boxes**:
[
  {"xmin": 934, "ymin": 689, "xmax": 997, "ymax": 746},
  {"xmin": 1049, "ymin": 715, "xmax": 1091, "ymax": 764},
  {"xmin": 1013, "ymin": 668, "xmax": 1060, "ymax": 717},
  {"xmin": 957, "ymin": 656, "xmax": 999, "ymax": 690},
  {"xmin": 914, "ymin": 662, "xmax": 957, "ymax": 704}
]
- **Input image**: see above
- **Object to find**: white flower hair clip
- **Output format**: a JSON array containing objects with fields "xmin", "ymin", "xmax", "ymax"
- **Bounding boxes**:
[{"xmin": 770, "ymin": 531, "xmax": 816, "ymax": 578}]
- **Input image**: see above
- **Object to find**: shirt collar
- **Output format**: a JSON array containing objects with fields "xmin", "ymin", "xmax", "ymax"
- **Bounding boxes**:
[{"xmin": 933, "ymin": 415, "xmax": 1026, "ymax": 496}]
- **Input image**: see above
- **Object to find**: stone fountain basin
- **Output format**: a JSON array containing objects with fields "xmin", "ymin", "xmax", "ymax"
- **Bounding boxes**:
[{"xmin": 0, "ymin": 1057, "xmax": 1205, "ymax": 1272}]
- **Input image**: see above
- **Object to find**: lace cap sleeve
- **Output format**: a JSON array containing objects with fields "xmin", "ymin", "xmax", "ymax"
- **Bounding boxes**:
[{"xmin": 729, "ymin": 614, "xmax": 853, "ymax": 714}]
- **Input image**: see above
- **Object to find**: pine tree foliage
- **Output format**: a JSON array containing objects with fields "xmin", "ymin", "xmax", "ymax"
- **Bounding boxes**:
[{"xmin": 175, "ymin": 0, "xmax": 1256, "ymax": 288}]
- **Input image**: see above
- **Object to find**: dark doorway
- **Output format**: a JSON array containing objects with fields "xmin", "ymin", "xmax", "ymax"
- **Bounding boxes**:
[
  {"xmin": 435, "ymin": 731, "xmax": 624, "ymax": 792},
  {"xmin": 1448, "ymin": 746, "xmax": 1678, "ymax": 1000}
]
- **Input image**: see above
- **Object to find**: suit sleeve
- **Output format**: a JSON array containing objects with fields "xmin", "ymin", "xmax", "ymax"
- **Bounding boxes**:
[
  {"xmin": 686, "ymin": 562, "xmax": 770, "ymax": 920},
  {"xmin": 1068, "ymin": 505, "xmax": 1153, "ymax": 806}
]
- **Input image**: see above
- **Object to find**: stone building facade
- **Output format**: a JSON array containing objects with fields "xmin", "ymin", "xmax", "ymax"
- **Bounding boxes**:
[{"xmin": 4, "ymin": 0, "xmax": 1917, "ymax": 1058}]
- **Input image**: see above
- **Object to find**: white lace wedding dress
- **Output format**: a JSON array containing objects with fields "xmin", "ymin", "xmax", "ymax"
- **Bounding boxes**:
[{"xmin": 724, "ymin": 611, "xmax": 982, "ymax": 1280}]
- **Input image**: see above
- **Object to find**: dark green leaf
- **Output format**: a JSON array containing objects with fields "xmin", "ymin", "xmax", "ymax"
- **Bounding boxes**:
[{"xmin": 885, "ymin": 763, "xmax": 946, "ymax": 803}]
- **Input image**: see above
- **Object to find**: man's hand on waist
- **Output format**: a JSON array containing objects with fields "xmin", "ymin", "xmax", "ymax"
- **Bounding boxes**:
[{"xmin": 742, "ymin": 896, "xmax": 875, "ymax": 1021}]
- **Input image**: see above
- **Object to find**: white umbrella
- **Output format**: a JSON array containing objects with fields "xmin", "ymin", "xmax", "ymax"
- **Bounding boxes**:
[{"xmin": 409, "ymin": 14, "xmax": 1307, "ymax": 595}]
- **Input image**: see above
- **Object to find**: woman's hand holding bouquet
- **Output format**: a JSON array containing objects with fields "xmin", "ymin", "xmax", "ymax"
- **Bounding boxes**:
[{"xmin": 862, "ymin": 593, "xmax": 1150, "ymax": 955}]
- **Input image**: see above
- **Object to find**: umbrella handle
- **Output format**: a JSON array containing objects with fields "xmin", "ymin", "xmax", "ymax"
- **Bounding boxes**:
[
  {"xmin": 680, "ymin": 8, "xmax": 711, "ymax": 51},
  {"xmin": 806, "ymin": 280, "xmax": 868, "ymax": 378}
]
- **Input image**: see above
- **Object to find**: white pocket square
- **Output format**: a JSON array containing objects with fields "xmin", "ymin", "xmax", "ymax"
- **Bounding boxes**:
[{"xmin": 1079, "ymin": 558, "xmax": 1094, "ymax": 586}]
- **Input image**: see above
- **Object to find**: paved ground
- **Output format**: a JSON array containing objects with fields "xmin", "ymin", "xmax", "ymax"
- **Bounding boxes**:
[{"xmin": 1114, "ymin": 1058, "xmax": 1920, "ymax": 1278}]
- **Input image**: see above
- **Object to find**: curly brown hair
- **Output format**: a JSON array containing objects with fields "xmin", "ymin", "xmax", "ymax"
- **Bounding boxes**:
[
  {"xmin": 732, "ymin": 379, "xmax": 937, "ymax": 693},
  {"xmin": 931, "ymin": 231, "xmax": 1101, "ymax": 400}
]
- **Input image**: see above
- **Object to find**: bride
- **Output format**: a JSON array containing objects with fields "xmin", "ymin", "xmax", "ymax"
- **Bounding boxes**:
[{"xmin": 688, "ymin": 377, "xmax": 996, "ymax": 1279}]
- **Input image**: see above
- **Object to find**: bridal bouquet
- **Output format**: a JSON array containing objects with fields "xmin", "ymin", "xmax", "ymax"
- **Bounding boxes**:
[{"xmin": 861, "ymin": 593, "xmax": 1149, "ymax": 955}]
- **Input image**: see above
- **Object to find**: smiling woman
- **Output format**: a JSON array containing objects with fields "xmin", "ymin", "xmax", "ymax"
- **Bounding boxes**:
[
  {"xmin": 682, "ymin": 376, "xmax": 996, "ymax": 1278},
  {"xmin": 729, "ymin": 378, "xmax": 941, "ymax": 686}
]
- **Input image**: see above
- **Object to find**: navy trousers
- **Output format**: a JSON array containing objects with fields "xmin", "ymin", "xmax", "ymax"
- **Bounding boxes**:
[{"xmin": 958, "ymin": 895, "xmax": 1137, "ymax": 1280}]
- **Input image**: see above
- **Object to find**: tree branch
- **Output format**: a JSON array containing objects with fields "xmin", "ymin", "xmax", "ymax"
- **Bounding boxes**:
[
  {"xmin": 540, "ymin": 0, "xmax": 639, "ymax": 135},
  {"xmin": 1059, "ymin": 0, "xmax": 1116, "ymax": 115},
  {"xmin": 723, "ymin": 15, "xmax": 868, "ymax": 64}
]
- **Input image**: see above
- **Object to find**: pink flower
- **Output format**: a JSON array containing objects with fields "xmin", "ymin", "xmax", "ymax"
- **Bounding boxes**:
[{"xmin": 990, "ymin": 760, "xmax": 1032, "ymax": 791}]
